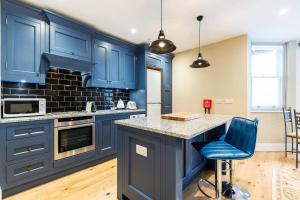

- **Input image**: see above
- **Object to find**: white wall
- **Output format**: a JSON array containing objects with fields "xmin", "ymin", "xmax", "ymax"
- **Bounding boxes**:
[{"xmin": 286, "ymin": 41, "xmax": 297, "ymax": 109}]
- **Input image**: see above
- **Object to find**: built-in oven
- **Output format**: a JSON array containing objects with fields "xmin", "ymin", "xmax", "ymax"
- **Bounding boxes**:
[
  {"xmin": 54, "ymin": 116, "xmax": 95, "ymax": 160},
  {"xmin": 2, "ymin": 98, "xmax": 46, "ymax": 118}
]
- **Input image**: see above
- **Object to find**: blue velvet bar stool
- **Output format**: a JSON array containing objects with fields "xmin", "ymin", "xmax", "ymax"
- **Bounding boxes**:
[{"xmin": 198, "ymin": 117, "xmax": 259, "ymax": 199}]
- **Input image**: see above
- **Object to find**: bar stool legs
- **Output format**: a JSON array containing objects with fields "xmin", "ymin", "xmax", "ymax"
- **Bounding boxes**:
[
  {"xmin": 197, "ymin": 160, "xmax": 222, "ymax": 199},
  {"xmin": 222, "ymin": 161, "xmax": 250, "ymax": 200},
  {"xmin": 198, "ymin": 160, "xmax": 250, "ymax": 199}
]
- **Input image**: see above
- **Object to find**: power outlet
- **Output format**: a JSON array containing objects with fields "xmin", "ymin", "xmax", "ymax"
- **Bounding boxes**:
[
  {"xmin": 136, "ymin": 144, "xmax": 148, "ymax": 158},
  {"xmin": 216, "ymin": 99, "xmax": 224, "ymax": 104},
  {"xmin": 224, "ymin": 99, "xmax": 234, "ymax": 104}
]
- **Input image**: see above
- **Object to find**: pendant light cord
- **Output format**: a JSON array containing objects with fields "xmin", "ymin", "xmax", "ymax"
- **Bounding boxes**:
[
  {"xmin": 161, "ymin": 0, "xmax": 163, "ymax": 30},
  {"xmin": 198, "ymin": 20, "xmax": 201, "ymax": 54}
]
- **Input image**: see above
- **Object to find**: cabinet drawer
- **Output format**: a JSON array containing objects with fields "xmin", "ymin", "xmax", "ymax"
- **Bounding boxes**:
[
  {"xmin": 6, "ymin": 123, "xmax": 49, "ymax": 140},
  {"xmin": 6, "ymin": 135, "xmax": 49, "ymax": 161},
  {"xmin": 6, "ymin": 156, "xmax": 50, "ymax": 184}
]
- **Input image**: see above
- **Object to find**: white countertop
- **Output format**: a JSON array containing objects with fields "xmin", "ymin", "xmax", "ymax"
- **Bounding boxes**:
[
  {"xmin": 115, "ymin": 114, "xmax": 232, "ymax": 139},
  {"xmin": 0, "ymin": 109, "xmax": 145, "ymax": 124}
]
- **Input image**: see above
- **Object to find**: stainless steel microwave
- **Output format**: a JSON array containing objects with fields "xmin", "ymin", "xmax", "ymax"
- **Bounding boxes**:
[{"xmin": 2, "ymin": 98, "xmax": 46, "ymax": 118}]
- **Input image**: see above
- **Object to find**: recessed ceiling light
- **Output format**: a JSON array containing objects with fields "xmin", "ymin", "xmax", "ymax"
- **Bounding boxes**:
[
  {"xmin": 279, "ymin": 8, "xmax": 288, "ymax": 16},
  {"xmin": 130, "ymin": 28, "xmax": 137, "ymax": 34}
]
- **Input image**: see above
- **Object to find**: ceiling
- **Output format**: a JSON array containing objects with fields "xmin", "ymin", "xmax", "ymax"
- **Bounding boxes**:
[{"xmin": 21, "ymin": 0, "xmax": 300, "ymax": 53}]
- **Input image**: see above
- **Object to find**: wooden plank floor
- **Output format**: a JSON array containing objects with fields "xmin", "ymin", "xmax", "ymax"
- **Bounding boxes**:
[{"xmin": 5, "ymin": 152, "xmax": 298, "ymax": 200}]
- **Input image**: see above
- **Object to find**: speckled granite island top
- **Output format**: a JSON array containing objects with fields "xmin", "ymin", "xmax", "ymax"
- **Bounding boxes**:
[
  {"xmin": 115, "ymin": 114, "xmax": 232, "ymax": 139},
  {"xmin": 0, "ymin": 109, "xmax": 145, "ymax": 124}
]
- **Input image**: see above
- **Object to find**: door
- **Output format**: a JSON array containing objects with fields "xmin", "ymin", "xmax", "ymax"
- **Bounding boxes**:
[
  {"xmin": 146, "ymin": 53, "xmax": 162, "ymax": 67},
  {"xmin": 123, "ymin": 51, "xmax": 136, "ymax": 89},
  {"xmin": 123, "ymin": 130, "xmax": 162, "ymax": 200},
  {"xmin": 50, "ymin": 24, "xmax": 92, "ymax": 61},
  {"xmin": 92, "ymin": 40, "xmax": 110, "ymax": 87},
  {"xmin": 3, "ymin": 13, "xmax": 45, "ymax": 83},
  {"xmin": 109, "ymin": 45, "xmax": 123, "ymax": 88},
  {"xmin": 162, "ymin": 59, "xmax": 172, "ymax": 114},
  {"xmin": 97, "ymin": 119, "xmax": 115, "ymax": 156}
]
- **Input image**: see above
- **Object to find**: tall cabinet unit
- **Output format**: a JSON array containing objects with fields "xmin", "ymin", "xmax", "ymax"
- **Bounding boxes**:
[
  {"xmin": 131, "ymin": 44, "xmax": 173, "ymax": 114},
  {"xmin": 162, "ymin": 59, "xmax": 172, "ymax": 114},
  {"xmin": 1, "ymin": 0, "xmax": 47, "ymax": 83}
]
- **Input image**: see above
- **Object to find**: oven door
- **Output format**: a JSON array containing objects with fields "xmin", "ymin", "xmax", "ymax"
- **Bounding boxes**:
[{"xmin": 54, "ymin": 123, "xmax": 95, "ymax": 160}]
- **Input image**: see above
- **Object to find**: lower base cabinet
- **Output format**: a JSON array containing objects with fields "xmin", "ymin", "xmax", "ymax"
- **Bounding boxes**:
[
  {"xmin": 96, "ymin": 113, "xmax": 138, "ymax": 157},
  {"xmin": 1, "ymin": 112, "xmax": 145, "ymax": 198}
]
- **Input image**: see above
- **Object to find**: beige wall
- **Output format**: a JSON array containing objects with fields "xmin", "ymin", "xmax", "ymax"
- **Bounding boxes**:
[
  {"xmin": 173, "ymin": 35, "xmax": 248, "ymax": 116},
  {"xmin": 172, "ymin": 34, "xmax": 286, "ymax": 143}
]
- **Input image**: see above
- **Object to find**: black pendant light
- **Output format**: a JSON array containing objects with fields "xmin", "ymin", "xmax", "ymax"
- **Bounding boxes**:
[
  {"xmin": 149, "ymin": 0, "xmax": 176, "ymax": 54},
  {"xmin": 190, "ymin": 15, "xmax": 210, "ymax": 68}
]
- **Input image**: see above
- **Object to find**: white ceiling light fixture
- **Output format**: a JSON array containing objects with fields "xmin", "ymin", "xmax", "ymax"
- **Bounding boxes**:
[
  {"xmin": 130, "ymin": 28, "xmax": 137, "ymax": 34},
  {"xmin": 279, "ymin": 8, "xmax": 288, "ymax": 16}
]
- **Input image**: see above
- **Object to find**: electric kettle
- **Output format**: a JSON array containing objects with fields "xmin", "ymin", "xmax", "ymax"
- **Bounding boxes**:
[{"xmin": 117, "ymin": 99, "xmax": 125, "ymax": 109}]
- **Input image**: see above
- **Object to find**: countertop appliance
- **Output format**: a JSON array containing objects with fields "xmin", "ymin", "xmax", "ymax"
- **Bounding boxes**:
[
  {"xmin": 147, "ymin": 68, "xmax": 162, "ymax": 116},
  {"xmin": 86, "ymin": 101, "xmax": 96, "ymax": 112},
  {"xmin": 54, "ymin": 116, "xmax": 95, "ymax": 160},
  {"xmin": 126, "ymin": 101, "xmax": 137, "ymax": 110},
  {"xmin": 117, "ymin": 99, "xmax": 125, "ymax": 109},
  {"xmin": 2, "ymin": 98, "xmax": 46, "ymax": 118}
]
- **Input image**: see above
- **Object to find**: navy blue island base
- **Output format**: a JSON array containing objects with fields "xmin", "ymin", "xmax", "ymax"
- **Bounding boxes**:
[{"xmin": 116, "ymin": 116, "xmax": 230, "ymax": 200}]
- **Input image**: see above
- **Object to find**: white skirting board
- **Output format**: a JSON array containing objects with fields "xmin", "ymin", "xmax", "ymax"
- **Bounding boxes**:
[{"xmin": 255, "ymin": 143, "xmax": 292, "ymax": 151}]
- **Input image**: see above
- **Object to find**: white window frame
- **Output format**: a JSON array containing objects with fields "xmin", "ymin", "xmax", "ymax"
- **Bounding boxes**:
[{"xmin": 249, "ymin": 43, "xmax": 286, "ymax": 112}]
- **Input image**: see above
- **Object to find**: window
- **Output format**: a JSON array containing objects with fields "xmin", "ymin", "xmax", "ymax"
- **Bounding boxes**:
[{"xmin": 250, "ymin": 44, "xmax": 285, "ymax": 111}]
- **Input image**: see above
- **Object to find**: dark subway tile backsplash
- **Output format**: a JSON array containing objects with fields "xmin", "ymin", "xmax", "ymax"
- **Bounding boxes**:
[{"xmin": 1, "ymin": 69, "xmax": 130, "ymax": 112}]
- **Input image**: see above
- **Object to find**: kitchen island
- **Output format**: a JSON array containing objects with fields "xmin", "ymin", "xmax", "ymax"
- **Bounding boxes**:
[{"xmin": 115, "ymin": 114, "xmax": 232, "ymax": 200}]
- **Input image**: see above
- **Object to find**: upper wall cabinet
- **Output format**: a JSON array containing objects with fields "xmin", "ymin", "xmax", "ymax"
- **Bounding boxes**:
[
  {"xmin": 123, "ymin": 50, "xmax": 136, "ymax": 89},
  {"xmin": 109, "ymin": 44, "xmax": 123, "ymax": 88},
  {"xmin": 49, "ymin": 24, "xmax": 92, "ymax": 62},
  {"xmin": 146, "ymin": 53, "xmax": 162, "ymax": 67},
  {"xmin": 88, "ymin": 39, "xmax": 137, "ymax": 89},
  {"xmin": 1, "ymin": 1, "xmax": 47, "ymax": 83},
  {"xmin": 43, "ymin": 10, "xmax": 93, "ymax": 62},
  {"xmin": 91, "ymin": 40, "xmax": 110, "ymax": 87}
]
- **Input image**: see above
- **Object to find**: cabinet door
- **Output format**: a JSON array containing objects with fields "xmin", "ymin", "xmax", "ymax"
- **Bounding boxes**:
[
  {"xmin": 146, "ymin": 53, "xmax": 162, "ymax": 67},
  {"xmin": 109, "ymin": 45, "xmax": 123, "ymax": 88},
  {"xmin": 122, "ymin": 129, "xmax": 162, "ymax": 200},
  {"xmin": 3, "ymin": 13, "xmax": 45, "ymax": 83},
  {"xmin": 162, "ymin": 59, "xmax": 172, "ymax": 114},
  {"xmin": 123, "ymin": 51, "xmax": 136, "ymax": 89},
  {"xmin": 91, "ymin": 41, "xmax": 110, "ymax": 87},
  {"xmin": 50, "ymin": 24, "xmax": 91, "ymax": 61},
  {"xmin": 97, "ymin": 119, "xmax": 115, "ymax": 157}
]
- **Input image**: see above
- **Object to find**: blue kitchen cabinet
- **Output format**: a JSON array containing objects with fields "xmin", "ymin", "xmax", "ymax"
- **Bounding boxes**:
[
  {"xmin": 146, "ymin": 53, "xmax": 162, "ymax": 67},
  {"xmin": 43, "ymin": 10, "xmax": 93, "ymax": 63},
  {"xmin": 0, "ymin": 120, "xmax": 53, "ymax": 190},
  {"xmin": 145, "ymin": 52, "xmax": 173, "ymax": 114},
  {"xmin": 1, "ymin": 11, "xmax": 47, "ymax": 83},
  {"xmin": 109, "ymin": 45, "xmax": 123, "ymax": 88},
  {"xmin": 162, "ymin": 59, "xmax": 172, "ymax": 114},
  {"xmin": 91, "ymin": 40, "xmax": 110, "ymax": 87},
  {"xmin": 49, "ymin": 24, "xmax": 92, "ymax": 62},
  {"xmin": 123, "ymin": 50, "xmax": 136, "ymax": 89},
  {"xmin": 96, "ymin": 113, "xmax": 144, "ymax": 157},
  {"xmin": 89, "ymin": 40, "xmax": 137, "ymax": 89},
  {"xmin": 97, "ymin": 117, "xmax": 116, "ymax": 157},
  {"xmin": 89, "ymin": 41, "xmax": 122, "ymax": 88}
]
